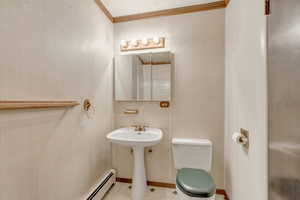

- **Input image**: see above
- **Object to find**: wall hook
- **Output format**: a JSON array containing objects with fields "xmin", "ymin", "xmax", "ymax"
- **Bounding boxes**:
[{"xmin": 83, "ymin": 99, "xmax": 92, "ymax": 111}]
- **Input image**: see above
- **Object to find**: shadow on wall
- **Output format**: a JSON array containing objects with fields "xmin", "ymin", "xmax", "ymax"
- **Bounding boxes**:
[{"xmin": 270, "ymin": 177, "xmax": 300, "ymax": 200}]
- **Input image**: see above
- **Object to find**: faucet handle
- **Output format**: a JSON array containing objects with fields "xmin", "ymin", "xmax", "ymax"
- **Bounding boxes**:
[
  {"xmin": 142, "ymin": 125, "xmax": 149, "ymax": 131},
  {"xmin": 131, "ymin": 125, "xmax": 139, "ymax": 131}
]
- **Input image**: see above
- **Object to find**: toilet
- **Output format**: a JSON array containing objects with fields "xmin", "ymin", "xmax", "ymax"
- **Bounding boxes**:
[{"xmin": 172, "ymin": 138, "xmax": 216, "ymax": 200}]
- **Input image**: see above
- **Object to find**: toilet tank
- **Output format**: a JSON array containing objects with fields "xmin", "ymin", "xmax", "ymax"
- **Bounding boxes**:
[{"xmin": 172, "ymin": 138, "xmax": 212, "ymax": 172}]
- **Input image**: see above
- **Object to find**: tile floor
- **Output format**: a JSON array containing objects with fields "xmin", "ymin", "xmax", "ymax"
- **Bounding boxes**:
[{"xmin": 104, "ymin": 182, "xmax": 225, "ymax": 200}]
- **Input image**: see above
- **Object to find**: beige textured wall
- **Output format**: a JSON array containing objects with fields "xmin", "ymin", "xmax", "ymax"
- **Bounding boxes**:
[
  {"xmin": 113, "ymin": 10, "xmax": 225, "ymax": 188},
  {"xmin": 0, "ymin": 0, "xmax": 113, "ymax": 200},
  {"xmin": 224, "ymin": 0, "xmax": 268, "ymax": 199}
]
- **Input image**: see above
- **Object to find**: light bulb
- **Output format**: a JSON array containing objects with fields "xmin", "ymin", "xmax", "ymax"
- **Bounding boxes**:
[
  {"xmin": 142, "ymin": 38, "xmax": 149, "ymax": 45},
  {"xmin": 121, "ymin": 40, "xmax": 128, "ymax": 47},
  {"xmin": 130, "ymin": 40, "xmax": 138, "ymax": 47},
  {"xmin": 153, "ymin": 37, "xmax": 160, "ymax": 44}
]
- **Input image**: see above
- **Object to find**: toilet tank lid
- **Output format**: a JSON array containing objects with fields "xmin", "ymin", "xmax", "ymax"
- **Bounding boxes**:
[{"xmin": 172, "ymin": 138, "xmax": 212, "ymax": 146}]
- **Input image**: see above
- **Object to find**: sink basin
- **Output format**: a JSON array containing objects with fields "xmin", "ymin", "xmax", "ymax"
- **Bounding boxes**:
[
  {"xmin": 107, "ymin": 127, "xmax": 163, "ymax": 147},
  {"xmin": 107, "ymin": 127, "xmax": 163, "ymax": 200}
]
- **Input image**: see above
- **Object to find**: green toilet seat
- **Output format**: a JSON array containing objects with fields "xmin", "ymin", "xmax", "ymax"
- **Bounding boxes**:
[{"xmin": 176, "ymin": 168, "xmax": 216, "ymax": 198}]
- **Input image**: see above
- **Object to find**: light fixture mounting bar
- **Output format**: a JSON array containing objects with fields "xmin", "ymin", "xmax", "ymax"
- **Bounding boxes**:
[{"xmin": 120, "ymin": 37, "xmax": 165, "ymax": 52}]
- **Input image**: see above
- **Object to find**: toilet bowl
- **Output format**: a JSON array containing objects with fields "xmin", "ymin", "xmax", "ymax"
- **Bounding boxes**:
[
  {"xmin": 177, "ymin": 188, "xmax": 215, "ymax": 200},
  {"xmin": 172, "ymin": 138, "xmax": 216, "ymax": 200}
]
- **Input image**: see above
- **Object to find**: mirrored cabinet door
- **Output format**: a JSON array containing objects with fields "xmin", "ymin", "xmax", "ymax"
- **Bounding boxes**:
[
  {"xmin": 114, "ymin": 55, "xmax": 137, "ymax": 101},
  {"xmin": 136, "ymin": 53, "xmax": 152, "ymax": 101},
  {"xmin": 151, "ymin": 52, "xmax": 171, "ymax": 101},
  {"xmin": 114, "ymin": 52, "xmax": 172, "ymax": 101}
]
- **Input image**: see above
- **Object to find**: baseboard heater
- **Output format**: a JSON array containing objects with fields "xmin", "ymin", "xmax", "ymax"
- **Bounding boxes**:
[{"xmin": 86, "ymin": 169, "xmax": 116, "ymax": 200}]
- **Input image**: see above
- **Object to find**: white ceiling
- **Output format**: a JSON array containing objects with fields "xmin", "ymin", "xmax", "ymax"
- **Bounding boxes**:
[{"xmin": 101, "ymin": 0, "xmax": 218, "ymax": 17}]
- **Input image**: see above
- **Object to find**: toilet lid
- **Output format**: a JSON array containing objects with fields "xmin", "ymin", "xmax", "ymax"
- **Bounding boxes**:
[{"xmin": 176, "ymin": 168, "xmax": 216, "ymax": 198}]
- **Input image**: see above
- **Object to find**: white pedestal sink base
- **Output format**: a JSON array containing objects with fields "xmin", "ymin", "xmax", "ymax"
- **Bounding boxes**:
[
  {"xmin": 107, "ymin": 128, "xmax": 163, "ymax": 200},
  {"xmin": 132, "ymin": 146, "xmax": 147, "ymax": 200}
]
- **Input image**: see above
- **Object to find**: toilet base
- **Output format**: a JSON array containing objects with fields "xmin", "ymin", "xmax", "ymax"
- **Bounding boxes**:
[{"xmin": 176, "ymin": 186, "xmax": 215, "ymax": 200}]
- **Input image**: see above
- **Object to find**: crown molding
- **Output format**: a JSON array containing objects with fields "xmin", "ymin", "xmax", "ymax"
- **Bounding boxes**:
[
  {"xmin": 95, "ymin": 0, "xmax": 114, "ymax": 23},
  {"xmin": 114, "ymin": 1, "xmax": 226, "ymax": 23},
  {"xmin": 96, "ymin": 0, "xmax": 227, "ymax": 23}
]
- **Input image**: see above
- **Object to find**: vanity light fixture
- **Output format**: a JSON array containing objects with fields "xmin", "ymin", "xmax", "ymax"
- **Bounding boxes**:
[
  {"xmin": 120, "ymin": 37, "xmax": 165, "ymax": 52},
  {"xmin": 130, "ymin": 39, "xmax": 138, "ymax": 47},
  {"xmin": 153, "ymin": 37, "xmax": 160, "ymax": 44},
  {"xmin": 121, "ymin": 40, "xmax": 128, "ymax": 48},
  {"xmin": 142, "ymin": 38, "xmax": 149, "ymax": 45}
]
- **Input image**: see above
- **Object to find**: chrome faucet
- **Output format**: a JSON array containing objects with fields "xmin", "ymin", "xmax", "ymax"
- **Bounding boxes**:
[{"xmin": 132, "ymin": 125, "xmax": 148, "ymax": 132}]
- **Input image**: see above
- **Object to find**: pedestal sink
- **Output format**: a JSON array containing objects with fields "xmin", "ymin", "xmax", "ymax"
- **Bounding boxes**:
[{"xmin": 107, "ymin": 127, "xmax": 163, "ymax": 200}]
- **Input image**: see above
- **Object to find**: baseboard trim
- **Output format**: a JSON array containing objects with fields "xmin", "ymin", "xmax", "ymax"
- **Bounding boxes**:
[
  {"xmin": 116, "ymin": 177, "xmax": 229, "ymax": 200},
  {"xmin": 116, "ymin": 177, "xmax": 175, "ymax": 188},
  {"xmin": 216, "ymin": 189, "xmax": 230, "ymax": 200}
]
